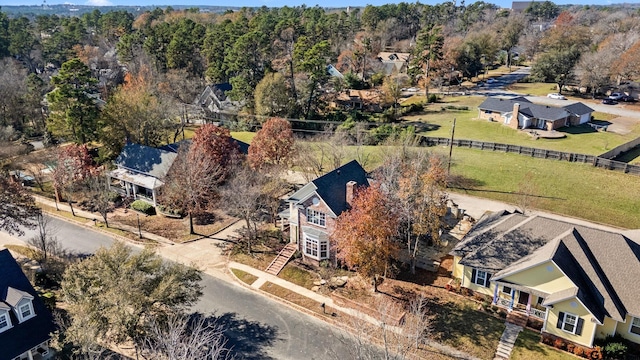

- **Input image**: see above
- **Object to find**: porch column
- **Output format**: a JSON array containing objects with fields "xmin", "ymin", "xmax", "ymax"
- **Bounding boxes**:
[
  {"xmin": 27, "ymin": 349, "xmax": 33, "ymax": 360},
  {"xmin": 526, "ymin": 294, "xmax": 532, "ymax": 316},
  {"xmin": 508, "ymin": 288, "xmax": 515, "ymax": 310},
  {"xmin": 132, "ymin": 184, "xmax": 137, "ymax": 199},
  {"xmin": 152, "ymin": 189, "xmax": 157, "ymax": 207},
  {"xmin": 492, "ymin": 284, "xmax": 499, "ymax": 305},
  {"xmin": 125, "ymin": 182, "xmax": 131, "ymax": 197}
]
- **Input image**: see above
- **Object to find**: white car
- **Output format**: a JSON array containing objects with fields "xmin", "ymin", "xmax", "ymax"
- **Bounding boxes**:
[{"xmin": 547, "ymin": 93, "xmax": 567, "ymax": 100}]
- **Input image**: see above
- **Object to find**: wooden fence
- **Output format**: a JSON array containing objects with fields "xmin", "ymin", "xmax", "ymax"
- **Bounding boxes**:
[{"xmin": 418, "ymin": 136, "xmax": 640, "ymax": 176}]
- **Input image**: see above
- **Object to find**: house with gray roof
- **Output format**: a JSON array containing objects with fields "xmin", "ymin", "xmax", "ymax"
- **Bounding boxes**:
[
  {"xmin": 450, "ymin": 210, "xmax": 640, "ymax": 349},
  {"xmin": 283, "ymin": 160, "xmax": 369, "ymax": 264},
  {"xmin": 478, "ymin": 96, "xmax": 593, "ymax": 131},
  {"xmin": 0, "ymin": 249, "xmax": 56, "ymax": 360}
]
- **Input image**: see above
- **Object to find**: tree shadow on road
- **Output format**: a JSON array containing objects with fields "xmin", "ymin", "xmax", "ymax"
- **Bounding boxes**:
[{"xmin": 214, "ymin": 312, "xmax": 278, "ymax": 360}]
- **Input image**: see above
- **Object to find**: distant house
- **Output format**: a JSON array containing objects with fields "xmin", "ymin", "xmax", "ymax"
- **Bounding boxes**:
[
  {"xmin": 450, "ymin": 210, "xmax": 640, "ymax": 350},
  {"xmin": 283, "ymin": 160, "xmax": 369, "ymax": 264},
  {"xmin": 333, "ymin": 89, "xmax": 382, "ymax": 111},
  {"xmin": 478, "ymin": 96, "xmax": 594, "ymax": 131},
  {"xmin": 511, "ymin": 1, "xmax": 535, "ymax": 12},
  {"xmin": 0, "ymin": 249, "xmax": 56, "ymax": 360},
  {"xmin": 194, "ymin": 83, "xmax": 242, "ymax": 119},
  {"xmin": 377, "ymin": 52, "xmax": 411, "ymax": 75}
]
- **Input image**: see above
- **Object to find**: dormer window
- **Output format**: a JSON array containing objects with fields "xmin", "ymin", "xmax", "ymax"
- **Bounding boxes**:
[
  {"xmin": 19, "ymin": 302, "xmax": 34, "ymax": 322},
  {"xmin": 0, "ymin": 311, "xmax": 12, "ymax": 333}
]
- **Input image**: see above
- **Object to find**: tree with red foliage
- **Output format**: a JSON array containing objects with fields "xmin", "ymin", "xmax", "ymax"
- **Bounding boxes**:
[
  {"xmin": 248, "ymin": 118, "xmax": 295, "ymax": 170},
  {"xmin": 331, "ymin": 184, "xmax": 399, "ymax": 292},
  {"xmin": 190, "ymin": 124, "xmax": 240, "ymax": 178},
  {"xmin": 52, "ymin": 144, "xmax": 95, "ymax": 216}
]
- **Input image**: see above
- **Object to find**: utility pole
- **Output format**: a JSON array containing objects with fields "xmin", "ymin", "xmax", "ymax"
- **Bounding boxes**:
[{"xmin": 448, "ymin": 117, "xmax": 456, "ymax": 177}]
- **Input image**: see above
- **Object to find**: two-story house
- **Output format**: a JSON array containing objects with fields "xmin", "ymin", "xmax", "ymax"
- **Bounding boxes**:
[
  {"xmin": 285, "ymin": 160, "xmax": 369, "ymax": 264},
  {"xmin": 0, "ymin": 249, "xmax": 56, "ymax": 360}
]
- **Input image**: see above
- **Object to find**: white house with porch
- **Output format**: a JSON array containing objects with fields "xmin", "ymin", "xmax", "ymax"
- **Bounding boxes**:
[{"xmin": 108, "ymin": 142, "xmax": 179, "ymax": 207}]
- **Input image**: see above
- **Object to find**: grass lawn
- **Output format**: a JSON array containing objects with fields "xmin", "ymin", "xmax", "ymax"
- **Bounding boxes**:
[
  {"xmin": 231, "ymin": 268, "xmax": 258, "ymax": 285},
  {"xmin": 402, "ymin": 96, "xmax": 640, "ymax": 156},
  {"xmin": 511, "ymin": 329, "xmax": 578, "ymax": 360},
  {"xmin": 4, "ymin": 244, "xmax": 38, "ymax": 259},
  {"xmin": 505, "ymin": 82, "xmax": 558, "ymax": 97},
  {"xmin": 231, "ymin": 131, "xmax": 256, "ymax": 144},
  {"xmin": 439, "ymin": 147, "xmax": 640, "ymax": 228},
  {"xmin": 279, "ymin": 264, "xmax": 317, "ymax": 289}
]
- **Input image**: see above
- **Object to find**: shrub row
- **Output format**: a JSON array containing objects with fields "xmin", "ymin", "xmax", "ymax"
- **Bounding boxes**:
[{"xmin": 131, "ymin": 200, "xmax": 155, "ymax": 215}]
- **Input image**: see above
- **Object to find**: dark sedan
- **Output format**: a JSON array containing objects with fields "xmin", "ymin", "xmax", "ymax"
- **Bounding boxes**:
[{"xmin": 602, "ymin": 98, "xmax": 618, "ymax": 105}]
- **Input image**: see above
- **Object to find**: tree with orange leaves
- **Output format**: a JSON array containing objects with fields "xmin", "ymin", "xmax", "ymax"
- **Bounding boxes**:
[
  {"xmin": 332, "ymin": 184, "xmax": 399, "ymax": 292},
  {"xmin": 52, "ymin": 144, "xmax": 95, "ymax": 216},
  {"xmin": 248, "ymin": 118, "xmax": 295, "ymax": 170}
]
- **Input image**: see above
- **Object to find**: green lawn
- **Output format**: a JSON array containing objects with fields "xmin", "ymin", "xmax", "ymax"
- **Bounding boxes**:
[
  {"xmin": 511, "ymin": 329, "xmax": 577, "ymax": 360},
  {"xmin": 402, "ymin": 96, "xmax": 640, "ymax": 156},
  {"xmin": 279, "ymin": 264, "xmax": 317, "ymax": 289},
  {"xmin": 440, "ymin": 147, "xmax": 640, "ymax": 228},
  {"xmin": 231, "ymin": 131, "xmax": 256, "ymax": 144},
  {"xmin": 231, "ymin": 268, "xmax": 259, "ymax": 285},
  {"xmin": 505, "ymin": 82, "xmax": 558, "ymax": 97}
]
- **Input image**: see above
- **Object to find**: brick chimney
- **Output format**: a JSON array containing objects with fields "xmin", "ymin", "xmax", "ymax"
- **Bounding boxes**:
[
  {"xmin": 511, "ymin": 103, "xmax": 520, "ymax": 129},
  {"xmin": 346, "ymin": 181, "xmax": 357, "ymax": 207}
]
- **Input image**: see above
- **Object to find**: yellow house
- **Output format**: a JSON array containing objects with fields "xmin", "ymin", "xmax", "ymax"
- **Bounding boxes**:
[{"xmin": 450, "ymin": 210, "xmax": 640, "ymax": 349}]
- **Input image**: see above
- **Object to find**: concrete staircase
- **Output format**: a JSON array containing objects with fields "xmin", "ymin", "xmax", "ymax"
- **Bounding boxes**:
[
  {"xmin": 506, "ymin": 311, "xmax": 529, "ymax": 327},
  {"xmin": 265, "ymin": 243, "xmax": 297, "ymax": 275},
  {"xmin": 494, "ymin": 322, "xmax": 523, "ymax": 360}
]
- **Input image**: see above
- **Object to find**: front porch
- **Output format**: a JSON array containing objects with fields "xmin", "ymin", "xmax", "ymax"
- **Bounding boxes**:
[
  {"xmin": 492, "ymin": 282, "xmax": 547, "ymax": 325},
  {"xmin": 108, "ymin": 168, "xmax": 163, "ymax": 207}
]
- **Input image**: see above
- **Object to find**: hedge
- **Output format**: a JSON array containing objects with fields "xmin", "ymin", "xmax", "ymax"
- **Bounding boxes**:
[{"xmin": 131, "ymin": 200, "xmax": 156, "ymax": 215}]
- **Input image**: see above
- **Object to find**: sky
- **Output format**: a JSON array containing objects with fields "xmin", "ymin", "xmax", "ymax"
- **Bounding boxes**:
[{"xmin": 0, "ymin": 0, "xmax": 634, "ymax": 10}]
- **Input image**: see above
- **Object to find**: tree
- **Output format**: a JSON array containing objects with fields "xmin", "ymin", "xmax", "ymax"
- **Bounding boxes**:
[
  {"xmin": 51, "ymin": 144, "xmax": 95, "ymax": 216},
  {"xmin": 254, "ymin": 72, "xmax": 293, "ymax": 117},
  {"xmin": 82, "ymin": 173, "xmax": 116, "ymax": 228},
  {"xmin": 382, "ymin": 74, "xmax": 409, "ymax": 120},
  {"xmin": 248, "ymin": 117, "xmax": 295, "ymax": 170},
  {"xmin": 377, "ymin": 148, "xmax": 448, "ymax": 275},
  {"xmin": 46, "ymin": 58, "xmax": 100, "ymax": 144},
  {"xmin": 531, "ymin": 47, "xmax": 581, "ymax": 95},
  {"xmin": 294, "ymin": 36, "xmax": 331, "ymax": 118},
  {"xmin": 0, "ymin": 172, "xmax": 40, "ymax": 235},
  {"xmin": 221, "ymin": 164, "xmax": 266, "ymax": 254},
  {"xmin": 331, "ymin": 184, "xmax": 399, "ymax": 292},
  {"xmin": 190, "ymin": 124, "xmax": 240, "ymax": 177},
  {"xmin": 498, "ymin": 15, "xmax": 525, "ymax": 70},
  {"xmin": 160, "ymin": 143, "xmax": 224, "ymax": 235},
  {"xmin": 577, "ymin": 50, "xmax": 615, "ymax": 99},
  {"xmin": 27, "ymin": 213, "xmax": 62, "ymax": 266},
  {"xmin": 411, "ymin": 25, "xmax": 444, "ymax": 99},
  {"xmin": 60, "ymin": 242, "xmax": 202, "ymax": 359},
  {"xmin": 143, "ymin": 313, "xmax": 232, "ymax": 360}
]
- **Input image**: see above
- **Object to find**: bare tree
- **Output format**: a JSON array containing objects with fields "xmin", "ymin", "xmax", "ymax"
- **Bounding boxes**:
[
  {"xmin": 142, "ymin": 312, "xmax": 232, "ymax": 360},
  {"xmin": 516, "ymin": 171, "xmax": 538, "ymax": 215},
  {"xmin": 27, "ymin": 213, "xmax": 61, "ymax": 263},
  {"xmin": 0, "ymin": 171, "xmax": 40, "ymax": 235},
  {"xmin": 82, "ymin": 173, "xmax": 116, "ymax": 228},
  {"xmin": 221, "ymin": 164, "xmax": 266, "ymax": 254}
]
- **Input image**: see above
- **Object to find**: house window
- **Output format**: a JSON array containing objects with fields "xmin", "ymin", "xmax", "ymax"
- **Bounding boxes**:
[
  {"xmin": 19, "ymin": 302, "xmax": 33, "ymax": 321},
  {"xmin": 304, "ymin": 234, "xmax": 329, "ymax": 260},
  {"xmin": 537, "ymin": 297, "xmax": 544, "ymax": 305},
  {"xmin": 471, "ymin": 269, "xmax": 490, "ymax": 287},
  {"xmin": 503, "ymin": 286, "xmax": 512, "ymax": 294},
  {"xmin": 560, "ymin": 312, "xmax": 578, "ymax": 334},
  {"xmin": 306, "ymin": 209, "xmax": 326, "ymax": 227},
  {"xmin": 630, "ymin": 317, "xmax": 640, "ymax": 336},
  {"xmin": 0, "ymin": 313, "xmax": 9, "ymax": 331}
]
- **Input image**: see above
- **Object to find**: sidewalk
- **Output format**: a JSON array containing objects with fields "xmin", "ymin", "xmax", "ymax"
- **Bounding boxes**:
[{"xmin": 33, "ymin": 194, "xmax": 174, "ymax": 245}]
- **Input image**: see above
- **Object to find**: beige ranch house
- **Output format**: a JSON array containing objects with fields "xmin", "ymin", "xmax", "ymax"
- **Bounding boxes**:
[{"xmin": 451, "ymin": 210, "xmax": 640, "ymax": 349}]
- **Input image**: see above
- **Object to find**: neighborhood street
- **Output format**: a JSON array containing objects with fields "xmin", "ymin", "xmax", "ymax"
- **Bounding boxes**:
[{"xmin": 0, "ymin": 215, "xmax": 354, "ymax": 360}]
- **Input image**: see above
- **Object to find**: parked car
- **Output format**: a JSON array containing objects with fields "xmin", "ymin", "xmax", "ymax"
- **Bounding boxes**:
[
  {"xmin": 608, "ymin": 92, "xmax": 624, "ymax": 100},
  {"xmin": 621, "ymin": 95, "xmax": 636, "ymax": 102},
  {"xmin": 602, "ymin": 98, "xmax": 618, "ymax": 105},
  {"xmin": 547, "ymin": 93, "xmax": 567, "ymax": 100}
]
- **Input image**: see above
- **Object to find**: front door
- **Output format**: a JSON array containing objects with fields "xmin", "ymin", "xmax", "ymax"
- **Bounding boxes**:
[{"xmin": 518, "ymin": 291, "xmax": 529, "ymax": 305}]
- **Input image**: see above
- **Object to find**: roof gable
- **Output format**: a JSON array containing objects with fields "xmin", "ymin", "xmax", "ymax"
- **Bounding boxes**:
[
  {"xmin": 311, "ymin": 160, "xmax": 369, "ymax": 216},
  {"xmin": 0, "ymin": 250, "xmax": 56, "ymax": 359},
  {"xmin": 115, "ymin": 142, "xmax": 178, "ymax": 179},
  {"xmin": 563, "ymin": 102, "xmax": 594, "ymax": 116}
]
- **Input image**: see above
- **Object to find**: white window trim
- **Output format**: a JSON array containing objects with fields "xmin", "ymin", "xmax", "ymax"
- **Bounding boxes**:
[
  {"xmin": 561, "ymin": 312, "xmax": 578, "ymax": 334},
  {"xmin": 0, "ymin": 311, "xmax": 12, "ymax": 333},
  {"xmin": 306, "ymin": 209, "xmax": 326, "ymax": 228},
  {"xmin": 18, "ymin": 301, "xmax": 35, "ymax": 323},
  {"xmin": 473, "ymin": 270, "xmax": 488, "ymax": 287},
  {"xmin": 629, "ymin": 316, "xmax": 640, "ymax": 336},
  {"xmin": 303, "ymin": 234, "xmax": 329, "ymax": 260}
]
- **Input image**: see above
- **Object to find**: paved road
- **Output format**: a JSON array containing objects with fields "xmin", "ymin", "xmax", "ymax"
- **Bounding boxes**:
[{"xmin": 1, "ymin": 216, "xmax": 355, "ymax": 360}]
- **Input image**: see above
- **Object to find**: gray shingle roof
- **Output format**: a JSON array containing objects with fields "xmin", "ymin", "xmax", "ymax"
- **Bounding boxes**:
[
  {"xmin": 452, "ymin": 211, "xmax": 640, "ymax": 323},
  {"xmin": 115, "ymin": 142, "xmax": 178, "ymax": 179},
  {"xmin": 563, "ymin": 102, "xmax": 594, "ymax": 116},
  {"xmin": 478, "ymin": 96, "xmax": 574, "ymax": 121},
  {"xmin": 5, "ymin": 287, "xmax": 32, "ymax": 307}
]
